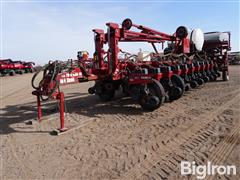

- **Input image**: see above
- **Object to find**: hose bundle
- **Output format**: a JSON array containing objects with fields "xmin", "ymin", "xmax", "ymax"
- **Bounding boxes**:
[{"xmin": 31, "ymin": 61, "xmax": 69, "ymax": 101}]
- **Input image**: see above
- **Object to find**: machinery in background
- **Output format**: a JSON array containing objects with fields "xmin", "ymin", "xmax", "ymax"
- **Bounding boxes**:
[
  {"xmin": 228, "ymin": 51, "xmax": 240, "ymax": 65},
  {"xmin": 0, "ymin": 59, "xmax": 35, "ymax": 76}
]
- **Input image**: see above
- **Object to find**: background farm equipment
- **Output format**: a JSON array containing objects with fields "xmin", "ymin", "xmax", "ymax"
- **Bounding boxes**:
[
  {"xmin": 0, "ymin": 59, "xmax": 15, "ymax": 76},
  {"xmin": 202, "ymin": 32, "xmax": 231, "ymax": 81},
  {"xmin": 228, "ymin": 51, "xmax": 240, "ymax": 65},
  {"xmin": 31, "ymin": 19, "xmax": 231, "ymax": 134},
  {"xmin": 23, "ymin": 61, "xmax": 35, "ymax": 73},
  {"xmin": 0, "ymin": 59, "xmax": 35, "ymax": 76}
]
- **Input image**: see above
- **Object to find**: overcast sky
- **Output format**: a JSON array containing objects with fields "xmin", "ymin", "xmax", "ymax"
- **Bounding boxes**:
[{"xmin": 1, "ymin": 0, "xmax": 239, "ymax": 65}]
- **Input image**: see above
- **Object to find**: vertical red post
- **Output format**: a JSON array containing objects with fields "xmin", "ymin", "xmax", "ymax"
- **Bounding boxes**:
[
  {"xmin": 37, "ymin": 94, "xmax": 42, "ymax": 121},
  {"xmin": 106, "ymin": 23, "xmax": 120, "ymax": 75},
  {"xmin": 58, "ymin": 92, "xmax": 67, "ymax": 132}
]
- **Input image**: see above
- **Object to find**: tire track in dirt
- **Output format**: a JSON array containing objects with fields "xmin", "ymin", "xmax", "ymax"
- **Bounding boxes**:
[
  {"xmin": 205, "ymin": 127, "xmax": 239, "ymax": 180},
  {"xmin": 139, "ymin": 88, "xmax": 240, "ymax": 128},
  {"xmin": 118, "ymin": 94, "xmax": 240, "ymax": 180},
  {"xmin": 141, "ymin": 113, "xmax": 238, "ymax": 180},
  {"xmin": 5, "ymin": 135, "xmax": 33, "ymax": 179}
]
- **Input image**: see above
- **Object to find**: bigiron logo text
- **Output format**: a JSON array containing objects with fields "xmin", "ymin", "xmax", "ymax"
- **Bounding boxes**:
[{"xmin": 181, "ymin": 161, "xmax": 237, "ymax": 179}]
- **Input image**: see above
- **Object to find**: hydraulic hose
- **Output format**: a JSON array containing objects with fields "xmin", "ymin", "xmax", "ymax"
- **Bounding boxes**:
[{"xmin": 31, "ymin": 62, "xmax": 61, "ymax": 101}]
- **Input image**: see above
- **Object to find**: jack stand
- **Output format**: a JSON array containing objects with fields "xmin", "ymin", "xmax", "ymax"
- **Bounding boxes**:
[
  {"xmin": 26, "ymin": 92, "xmax": 42, "ymax": 125},
  {"xmin": 37, "ymin": 94, "xmax": 42, "ymax": 121},
  {"xmin": 32, "ymin": 90, "xmax": 68, "ymax": 135},
  {"xmin": 51, "ymin": 92, "xmax": 68, "ymax": 135}
]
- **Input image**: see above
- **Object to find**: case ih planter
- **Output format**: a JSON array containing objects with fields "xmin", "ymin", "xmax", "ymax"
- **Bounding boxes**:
[{"xmin": 31, "ymin": 19, "xmax": 231, "ymax": 134}]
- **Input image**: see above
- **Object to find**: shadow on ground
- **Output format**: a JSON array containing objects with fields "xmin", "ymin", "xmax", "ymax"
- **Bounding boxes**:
[{"xmin": 0, "ymin": 92, "xmax": 144, "ymax": 135}]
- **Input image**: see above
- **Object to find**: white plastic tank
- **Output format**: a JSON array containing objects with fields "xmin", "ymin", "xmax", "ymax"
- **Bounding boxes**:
[
  {"xmin": 191, "ymin": 29, "xmax": 204, "ymax": 51},
  {"xmin": 187, "ymin": 28, "xmax": 204, "ymax": 51}
]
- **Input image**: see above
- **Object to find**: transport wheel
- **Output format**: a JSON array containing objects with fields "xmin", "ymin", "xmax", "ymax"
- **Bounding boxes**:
[
  {"xmin": 9, "ymin": 71, "xmax": 15, "ymax": 76},
  {"xmin": 208, "ymin": 74, "xmax": 215, "ymax": 81},
  {"xmin": 98, "ymin": 90, "xmax": 115, "ymax": 101},
  {"xmin": 190, "ymin": 80, "xmax": 198, "ymax": 88},
  {"xmin": 140, "ymin": 79, "xmax": 165, "ymax": 111},
  {"xmin": 203, "ymin": 76, "xmax": 209, "ymax": 82},
  {"xmin": 212, "ymin": 73, "xmax": 217, "ymax": 81},
  {"xmin": 185, "ymin": 83, "xmax": 190, "ymax": 91},
  {"xmin": 88, "ymin": 87, "xmax": 95, "ymax": 94},
  {"xmin": 222, "ymin": 70, "xmax": 229, "ymax": 81},
  {"xmin": 98, "ymin": 82, "xmax": 115, "ymax": 101},
  {"xmin": 169, "ymin": 74, "xmax": 185, "ymax": 100},
  {"xmin": 196, "ymin": 78, "xmax": 204, "ymax": 85},
  {"xmin": 172, "ymin": 74, "xmax": 185, "ymax": 94},
  {"xmin": 1, "ymin": 72, "xmax": 6, "ymax": 77},
  {"xmin": 19, "ymin": 70, "xmax": 24, "ymax": 75}
]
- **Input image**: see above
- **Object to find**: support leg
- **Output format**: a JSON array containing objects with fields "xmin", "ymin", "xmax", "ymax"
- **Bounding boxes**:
[
  {"xmin": 37, "ymin": 95, "xmax": 42, "ymax": 121},
  {"xmin": 58, "ymin": 92, "xmax": 68, "ymax": 132}
]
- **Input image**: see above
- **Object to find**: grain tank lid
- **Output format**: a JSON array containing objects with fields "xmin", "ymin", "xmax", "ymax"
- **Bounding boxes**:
[{"xmin": 204, "ymin": 32, "xmax": 230, "ymax": 43}]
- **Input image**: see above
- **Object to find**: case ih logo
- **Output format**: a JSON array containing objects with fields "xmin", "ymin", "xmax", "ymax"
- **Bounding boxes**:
[{"xmin": 60, "ymin": 72, "xmax": 82, "ymax": 84}]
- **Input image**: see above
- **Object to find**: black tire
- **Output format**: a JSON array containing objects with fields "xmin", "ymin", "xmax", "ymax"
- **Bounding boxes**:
[
  {"xmin": 88, "ymin": 87, "xmax": 95, "ymax": 94},
  {"xmin": 172, "ymin": 74, "xmax": 185, "ymax": 94},
  {"xmin": 149, "ymin": 79, "xmax": 165, "ymax": 107},
  {"xmin": 97, "ymin": 81, "xmax": 115, "ymax": 101},
  {"xmin": 9, "ymin": 71, "xmax": 15, "ymax": 76},
  {"xmin": 209, "ymin": 74, "xmax": 216, "ymax": 81},
  {"xmin": 203, "ymin": 76, "xmax": 209, "ymax": 82},
  {"xmin": 169, "ymin": 74, "xmax": 185, "ymax": 100},
  {"xmin": 190, "ymin": 80, "xmax": 198, "ymax": 88},
  {"xmin": 196, "ymin": 78, "xmax": 204, "ymax": 85},
  {"xmin": 19, "ymin": 70, "xmax": 24, "ymax": 75},
  {"xmin": 222, "ymin": 71, "xmax": 229, "ymax": 81},
  {"xmin": 1, "ymin": 72, "xmax": 6, "ymax": 77},
  {"xmin": 98, "ymin": 90, "xmax": 115, "ymax": 101},
  {"xmin": 140, "ymin": 96, "xmax": 160, "ymax": 111},
  {"xmin": 140, "ymin": 79, "xmax": 165, "ymax": 111},
  {"xmin": 185, "ymin": 83, "xmax": 190, "ymax": 91}
]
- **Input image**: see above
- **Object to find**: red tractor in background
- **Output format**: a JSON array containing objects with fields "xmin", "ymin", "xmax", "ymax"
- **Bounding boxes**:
[
  {"xmin": 31, "ymin": 19, "xmax": 231, "ymax": 133},
  {"xmin": 22, "ymin": 61, "xmax": 35, "ymax": 73},
  {"xmin": 0, "ymin": 59, "xmax": 15, "ymax": 76},
  {"xmin": 0, "ymin": 59, "xmax": 35, "ymax": 76}
]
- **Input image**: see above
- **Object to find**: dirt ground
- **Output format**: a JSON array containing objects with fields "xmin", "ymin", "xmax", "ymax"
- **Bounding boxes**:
[{"xmin": 0, "ymin": 65, "xmax": 239, "ymax": 180}]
